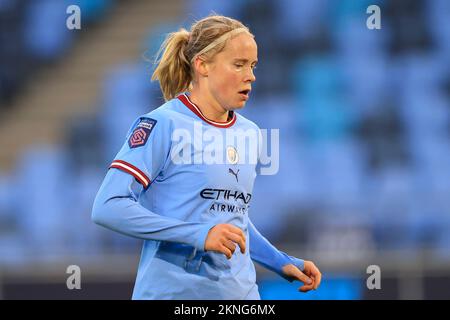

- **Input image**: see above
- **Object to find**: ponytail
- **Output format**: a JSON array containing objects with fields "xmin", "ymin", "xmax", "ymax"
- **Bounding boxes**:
[{"xmin": 151, "ymin": 28, "xmax": 191, "ymax": 101}]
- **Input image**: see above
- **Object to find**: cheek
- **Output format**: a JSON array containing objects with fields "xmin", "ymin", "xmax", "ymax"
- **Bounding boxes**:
[
  {"xmin": 216, "ymin": 64, "xmax": 236, "ymax": 81},
  {"xmin": 210, "ymin": 67, "xmax": 241, "ymax": 100},
  {"xmin": 220, "ymin": 72, "xmax": 240, "ymax": 93}
]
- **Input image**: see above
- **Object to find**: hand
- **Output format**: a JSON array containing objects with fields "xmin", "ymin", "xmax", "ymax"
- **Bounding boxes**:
[
  {"xmin": 282, "ymin": 260, "xmax": 322, "ymax": 292},
  {"xmin": 204, "ymin": 224, "xmax": 246, "ymax": 259}
]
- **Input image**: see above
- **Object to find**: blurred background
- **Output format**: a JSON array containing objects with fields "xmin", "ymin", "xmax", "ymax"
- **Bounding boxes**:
[{"xmin": 1, "ymin": 0, "xmax": 449, "ymax": 300}]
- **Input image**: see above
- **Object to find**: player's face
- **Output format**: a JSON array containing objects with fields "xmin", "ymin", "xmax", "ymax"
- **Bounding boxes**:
[{"xmin": 207, "ymin": 33, "xmax": 258, "ymax": 110}]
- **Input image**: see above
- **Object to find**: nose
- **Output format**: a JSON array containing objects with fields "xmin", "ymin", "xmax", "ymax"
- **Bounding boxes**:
[{"xmin": 245, "ymin": 67, "xmax": 256, "ymax": 83}]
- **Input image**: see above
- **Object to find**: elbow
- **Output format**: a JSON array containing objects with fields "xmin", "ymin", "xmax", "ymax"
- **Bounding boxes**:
[
  {"xmin": 91, "ymin": 170, "xmax": 131, "ymax": 229},
  {"xmin": 91, "ymin": 193, "xmax": 127, "ymax": 230},
  {"xmin": 91, "ymin": 195, "xmax": 108, "ymax": 227},
  {"xmin": 91, "ymin": 208, "xmax": 103, "ymax": 226}
]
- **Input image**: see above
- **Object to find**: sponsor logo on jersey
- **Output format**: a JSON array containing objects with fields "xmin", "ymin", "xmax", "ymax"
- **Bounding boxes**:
[
  {"xmin": 200, "ymin": 188, "xmax": 252, "ymax": 204},
  {"xmin": 208, "ymin": 203, "xmax": 249, "ymax": 215}
]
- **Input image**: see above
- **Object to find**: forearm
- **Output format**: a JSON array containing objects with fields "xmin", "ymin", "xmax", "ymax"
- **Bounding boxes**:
[
  {"xmin": 92, "ymin": 169, "xmax": 214, "ymax": 251},
  {"xmin": 249, "ymin": 219, "xmax": 304, "ymax": 280}
]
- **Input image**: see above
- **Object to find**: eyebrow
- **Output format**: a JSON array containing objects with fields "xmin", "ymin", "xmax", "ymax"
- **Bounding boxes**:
[{"xmin": 233, "ymin": 58, "xmax": 258, "ymax": 64}]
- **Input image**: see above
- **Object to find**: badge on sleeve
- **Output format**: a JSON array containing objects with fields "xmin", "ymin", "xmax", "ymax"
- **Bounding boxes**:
[{"xmin": 128, "ymin": 118, "xmax": 157, "ymax": 149}]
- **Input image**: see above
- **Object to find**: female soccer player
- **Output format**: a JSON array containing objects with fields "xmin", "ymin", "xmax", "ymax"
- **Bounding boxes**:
[{"xmin": 92, "ymin": 15, "xmax": 321, "ymax": 299}]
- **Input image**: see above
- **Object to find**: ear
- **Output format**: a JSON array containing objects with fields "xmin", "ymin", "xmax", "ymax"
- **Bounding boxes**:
[{"xmin": 193, "ymin": 56, "xmax": 209, "ymax": 77}]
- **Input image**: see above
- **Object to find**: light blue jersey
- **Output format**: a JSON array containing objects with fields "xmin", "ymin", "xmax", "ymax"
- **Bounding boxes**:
[{"xmin": 92, "ymin": 93, "xmax": 304, "ymax": 299}]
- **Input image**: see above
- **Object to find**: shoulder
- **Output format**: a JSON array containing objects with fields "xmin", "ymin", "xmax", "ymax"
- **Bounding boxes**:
[
  {"xmin": 133, "ymin": 98, "xmax": 185, "ymax": 130},
  {"xmin": 125, "ymin": 101, "xmax": 181, "ymax": 141},
  {"xmin": 142, "ymin": 100, "xmax": 178, "ymax": 123},
  {"xmin": 235, "ymin": 112, "xmax": 261, "ymax": 132}
]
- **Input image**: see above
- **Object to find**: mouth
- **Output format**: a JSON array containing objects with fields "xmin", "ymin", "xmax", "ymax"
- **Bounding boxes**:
[{"xmin": 238, "ymin": 89, "xmax": 251, "ymax": 100}]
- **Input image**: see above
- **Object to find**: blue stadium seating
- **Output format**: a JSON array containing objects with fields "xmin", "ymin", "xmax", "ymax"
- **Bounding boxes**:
[
  {"xmin": 2, "ymin": 0, "xmax": 450, "ymax": 261},
  {"xmin": 23, "ymin": 0, "xmax": 74, "ymax": 60},
  {"xmin": 100, "ymin": 63, "xmax": 155, "ymax": 160}
]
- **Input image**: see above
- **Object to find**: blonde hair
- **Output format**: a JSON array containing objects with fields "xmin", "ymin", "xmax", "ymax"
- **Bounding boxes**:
[{"xmin": 151, "ymin": 15, "xmax": 253, "ymax": 101}]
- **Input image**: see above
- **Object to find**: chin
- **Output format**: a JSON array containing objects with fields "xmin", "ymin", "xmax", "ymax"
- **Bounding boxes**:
[{"xmin": 231, "ymin": 101, "xmax": 246, "ymax": 110}]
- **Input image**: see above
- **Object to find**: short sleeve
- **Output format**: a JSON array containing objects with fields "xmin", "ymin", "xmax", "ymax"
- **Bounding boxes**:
[{"xmin": 109, "ymin": 113, "xmax": 172, "ymax": 189}]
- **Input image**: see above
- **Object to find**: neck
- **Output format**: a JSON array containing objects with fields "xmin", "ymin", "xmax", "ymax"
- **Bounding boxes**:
[{"xmin": 188, "ymin": 87, "xmax": 230, "ymax": 123}]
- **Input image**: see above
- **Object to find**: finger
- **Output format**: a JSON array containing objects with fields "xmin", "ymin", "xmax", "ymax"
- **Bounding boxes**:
[
  {"xmin": 222, "ymin": 239, "xmax": 236, "ymax": 254},
  {"xmin": 226, "ymin": 231, "xmax": 246, "ymax": 253},
  {"xmin": 309, "ymin": 275, "xmax": 317, "ymax": 290},
  {"xmin": 292, "ymin": 268, "xmax": 313, "ymax": 287},
  {"xmin": 219, "ymin": 245, "xmax": 233, "ymax": 259},
  {"xmin": 299, "ymin": 275, "xmax": 315, "ymax": 292},
  {"xmin": 299, "ymin": 283, "xmax": 315, "ymax": 293},
  {"xmin": 227, "ymin": 225, "xmax": 246, "ymax": 241},
  {"xmin": 313, "ymin": 271, "xmax": 322, "ymax": 290},
  {"xmin": 305, "ymin": 264, "xmax": 321, "ymax": 290}
]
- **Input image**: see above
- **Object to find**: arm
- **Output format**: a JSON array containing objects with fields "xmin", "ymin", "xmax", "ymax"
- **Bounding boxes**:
[
  {"xmin": 249, "ymin": 219, "xmax": 322, "ymax": 290},
  {"xmin": 248, "ymin": 219, "xmax": 304, "ymax": 281},
  {"xmin": 251, "ymin": 127, "xmax": 304, "ymax": 276},
  {"xmin": 251, "ymin": 128, "xmax": 321, "ymax": 290},
  {"xmin": 91, "ymin": 168, "xmax": 215, "ymax": 251}
]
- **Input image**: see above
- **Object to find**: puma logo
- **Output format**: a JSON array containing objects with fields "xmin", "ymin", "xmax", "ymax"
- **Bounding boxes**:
[{"xmin": 229, "ymin": 168, "xmax": 239, "ymax": 183}]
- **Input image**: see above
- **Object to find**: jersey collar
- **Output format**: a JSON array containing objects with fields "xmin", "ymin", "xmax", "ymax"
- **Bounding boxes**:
[{"xmin": 177, "ymin": 93, "xmax": 237, "ymax": 128}]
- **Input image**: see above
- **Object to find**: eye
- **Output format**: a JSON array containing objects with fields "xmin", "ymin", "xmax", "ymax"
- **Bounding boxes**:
[
  {"xmin": 235, "ymin": 63, "xmax": 244, "ymax": 68},
  {"xmin": 251, "ymin": 64, "xmax": 257, "ymax": 70}
]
